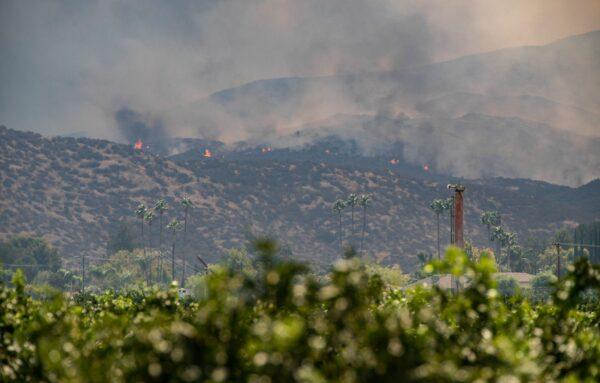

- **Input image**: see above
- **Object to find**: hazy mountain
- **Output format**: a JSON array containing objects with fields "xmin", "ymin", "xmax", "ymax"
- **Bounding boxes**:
[
  {"xmin": 1, "ymin": 126, "xmax": 598, "ymax": 271},
  {"xmin": 208, "ymin": 30, "xmax": 600, "ymax": 129},
  {"xmin": 174, "ymin": 31, "xmax": 600, "ymax": 186}
]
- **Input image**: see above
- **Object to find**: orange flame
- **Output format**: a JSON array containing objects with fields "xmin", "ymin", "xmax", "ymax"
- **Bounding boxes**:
[
  {"xmin": 203, "ymin": 149, "xmax": 212, "ymax": 158},
  {"xmin": 389, "ymin": 159, "xmax": 399, "ymax": 165},
  {"xmin": 423, "ymin": 164, "xmax": 430, "ymax": 171},
  {"xmin": 134, "ymin": 139, "xmax": 143, "ymax": 150}
]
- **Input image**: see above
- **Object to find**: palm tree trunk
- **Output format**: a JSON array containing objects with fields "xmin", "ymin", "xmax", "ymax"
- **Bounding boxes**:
[
  {"xmin": 351, "ymin": 207, "xmax": 355, "ymax": 241},
  {"xmin": 171, "ymin": 240, "xmax": 176, "ymax": 282},
  {"xmin": 181, "ymin": 208, "xmax": 188, "ymax": 287},
  {"xmin": 146, "ymin": 222, "xmax": 152, "ymax": 284},
  {"xmin": 496, "ymin": 242, "xmax": 501, "ymax": 269},
  {"xmin": 158, "ymin": 213, "xmax": 163, "ymax": 284},
  {"xmin": 339, "ymin": 213, "xmax": 343, "ymax": 254},
  {"xmin": 141, "ymin": 218, "xmax": 148, "ymax": 284},
  {"xmin": 359, "ymin": 206, "xmax": 367, "ymax": 256},
  {"xmin": 436, "ymin": 213, "xmax": 440, "ymax": 259}
]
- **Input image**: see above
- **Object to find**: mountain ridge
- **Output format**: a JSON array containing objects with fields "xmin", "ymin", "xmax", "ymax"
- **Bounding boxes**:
[{"xmin": 1, "ymin": 126, "xmax": 598, "ymax": 271}]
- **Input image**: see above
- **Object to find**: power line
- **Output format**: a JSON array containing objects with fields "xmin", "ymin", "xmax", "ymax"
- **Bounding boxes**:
[{"xmin": 556, "ymin": 242, "xmax": 600, "ymax": 249}]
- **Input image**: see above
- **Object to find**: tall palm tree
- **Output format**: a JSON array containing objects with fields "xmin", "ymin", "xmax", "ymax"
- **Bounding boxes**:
[
  {"xmin": 135, "ymin": 203, "xmax": 147, "ymax": 241},
  {"xmin": 503, "ymin": 231, "xmax": 517, "ymax": 271},
  {"xmin": 154, "ymin": 199, "xmax": 168, "ymax": 246},
  {"xmin": 154, "ymin": 199, "xmax": 168, "ymax": 283},
  {"xmin": 346, "ymin": 193, "xmax": 359, "ymax": 243},
  {"xmin": 135, "ymin": 203, "xmax": 147, "ymax": 258},
  {"xmin": 332, "ymin": 199, "xmax": 347, "ymax": 254},
  {"xmin": 430, "ymin": 199, "xmax": 447, "ymax": 259},
  {"xmin": 480, "ymin": 211, "xmax": 501, "ymax": 248},
  {"xmin": 180, "ymin": 197, "xmax": 194, "ymax": 287},
  {"xmin": 359, "ymin": 194, "xmax": 372, "ymax": 256},
  {"xmin": 491, "ymin": 226, "xmax": 507, "ymax": 270},
  {"xmin": 441, "ymin": 197, "xmax": 453, "ymax": 247},
  {"xmin": 143, "ymin": 210, "xmax": 156, "ymax": 284},
  {"xmin": 167, "ymin": 219, "xmax": 182, "ymax": 282}
]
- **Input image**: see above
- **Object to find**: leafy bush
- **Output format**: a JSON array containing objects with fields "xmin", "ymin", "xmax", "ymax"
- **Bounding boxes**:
[
  {"xmin": 495, "ymin": 276, "xmax": 520, "ymax": 297},
  {"xmin": 0, "ymin": 244, "xmax": 598, "ymax": 382}
]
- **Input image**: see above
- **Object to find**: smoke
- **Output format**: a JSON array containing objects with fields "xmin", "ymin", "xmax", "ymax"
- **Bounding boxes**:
[
  {"xmin": 1, "ymin": 0, "xmax": 599, "ymax": 185},
  {"xmin": 115, "ymin": 108, "xmax": 171, "ymax": 154}
]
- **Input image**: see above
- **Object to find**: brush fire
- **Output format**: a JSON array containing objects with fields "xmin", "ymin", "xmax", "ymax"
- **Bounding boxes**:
[
  {"xmin": 133, "ymin": 139, "xmax": 143, "ymax": 150},
  {"xmin": 203, "ymin": 149, "xmax": 212, "ymax": 158}
]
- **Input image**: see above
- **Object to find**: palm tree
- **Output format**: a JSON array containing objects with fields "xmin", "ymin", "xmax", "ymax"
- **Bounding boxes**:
[
  {"xmin": 144, "ymin": 210, "xmax": 155, "ymax": 284},
  {"xmin": 154, "ymin": 199, "xmax": 168, "ymax": 246},
  {"xmin": 359, "ymin": 194, "xmax": 372, "ymax": 256},
  {"xmin": 332, "ymin": 199, "xmax": 347, "ymax": 254},
  {"xmin": 491, "ymin": 226, "xmax": 507, "ymax": 270},
  {"xmin": 444, "ymin": 197, "xmax": 453, "ymax": 240},
  {"xmin": 480, "ymin": 211, "xmax": 501, "ymax": 248},
  {"xmin": 135, "ymin": 203, "xmax": 147, "ymax": 241},
  {"xmin": 167, "ymin": 219, "xmax": 182, "ymax": 282},
  {"xmin": 504, "ymin": 231, "xmax": 518, "ymax": 271},
  {"xmin": 346, "ymin": 193, "xmax": 359, "ymax": 243},
  {"xmin": 135, "ymin": 203, "xmax": 147, "ymax": 260},
  {"xmin": 430, "ymin": 199, "xmax": 446, "ymax": 259},
  {"xmin": 154, "ymin": 199, "xmax": 168, "ymax": 282},
  {"xmin": 180, "ymin": 197, "xmax": 194, "ymax": 287}
]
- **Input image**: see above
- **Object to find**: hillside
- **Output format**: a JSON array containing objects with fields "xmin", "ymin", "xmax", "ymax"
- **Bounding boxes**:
[{"xmin": 1, "ymin": 126, "xmax": 598, "ymax": 271}]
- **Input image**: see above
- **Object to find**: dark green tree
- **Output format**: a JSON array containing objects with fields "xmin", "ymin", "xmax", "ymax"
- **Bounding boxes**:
[
  {"xmin": 480, "ymin": 211, "xmax": 501, "ymax": 247},
  {"xmin": 106, "ymin": 221, "xmax": 136, "ymax": 255}
]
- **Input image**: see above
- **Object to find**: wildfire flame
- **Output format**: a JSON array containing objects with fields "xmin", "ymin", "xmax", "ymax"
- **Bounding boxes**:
[
  {"xmin": 203, "ymin": 149, "xmax": 212, "ymax": 158},
  {"xmin": 134, "ymin": 139, "xmax": 143, "ymax": 150},
  {"xmin": 261, "ymin": 147, "xmax": 272, "ymax": 153},
  {"xmin": 423, "ymin": 164, "xmax": 430, "ymax": 171},
  {"xmin": 389, "ymin": 159, "xmax": 399, "ymax": 165}
]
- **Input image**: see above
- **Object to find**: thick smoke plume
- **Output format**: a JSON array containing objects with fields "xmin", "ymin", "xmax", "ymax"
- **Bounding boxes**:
[
  {"xmin": 1, "ymin": 0, "xmax": 599, "ymax": 185},
  {"xmin": 115, "ymin": 108, "xmax": 171, "ymax": 154}
]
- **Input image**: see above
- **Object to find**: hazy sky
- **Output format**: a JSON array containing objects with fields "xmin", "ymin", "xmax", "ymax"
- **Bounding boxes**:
[{"xmin": 1, "ymin": 0, "xmax": 599, "ymax": 139}]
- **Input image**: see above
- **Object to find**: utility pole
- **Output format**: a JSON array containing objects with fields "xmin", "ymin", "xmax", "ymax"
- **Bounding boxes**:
[
  {"xmin": 447, "ymin": 184, "xmax": 465, "ymax": 248},
  {"xmin": 447, "ymin": 184, "xmax": 465, "ymax": 293},
  {"xmin": 554, "ymin": 242, "xmax": 561, "ymax": 278}
]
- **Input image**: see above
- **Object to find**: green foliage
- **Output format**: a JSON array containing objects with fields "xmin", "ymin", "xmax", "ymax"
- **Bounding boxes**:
[
  {"xmin": 530, "ymin": 271, "xmax": 557, "ymax": 301},
  {"xmin": 0, "ymin": 236, "xmax": 61, "ymax": 281},
  {"xmin": 106, "ymin": 221, "xmax": 137, "ymax": 255},
  {"xmin": 495, "ymin": 276, "xmax": 520, "ymax": 297},
  {"xmin": 0, "ymin": 243, "xmax": 599, "ymax": 382},
  {"xmin": 87, "ymin": 249, "xmax": 150, "ymax": 291},
  {"xmin": 364, "ymin": 262, "xmax": 407, "ymax": 289}
]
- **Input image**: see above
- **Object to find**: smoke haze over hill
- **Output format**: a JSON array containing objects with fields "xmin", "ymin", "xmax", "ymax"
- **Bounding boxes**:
[{"xmin": 1, "ymin": 1, "xmax": 599, "ymax": 185}]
